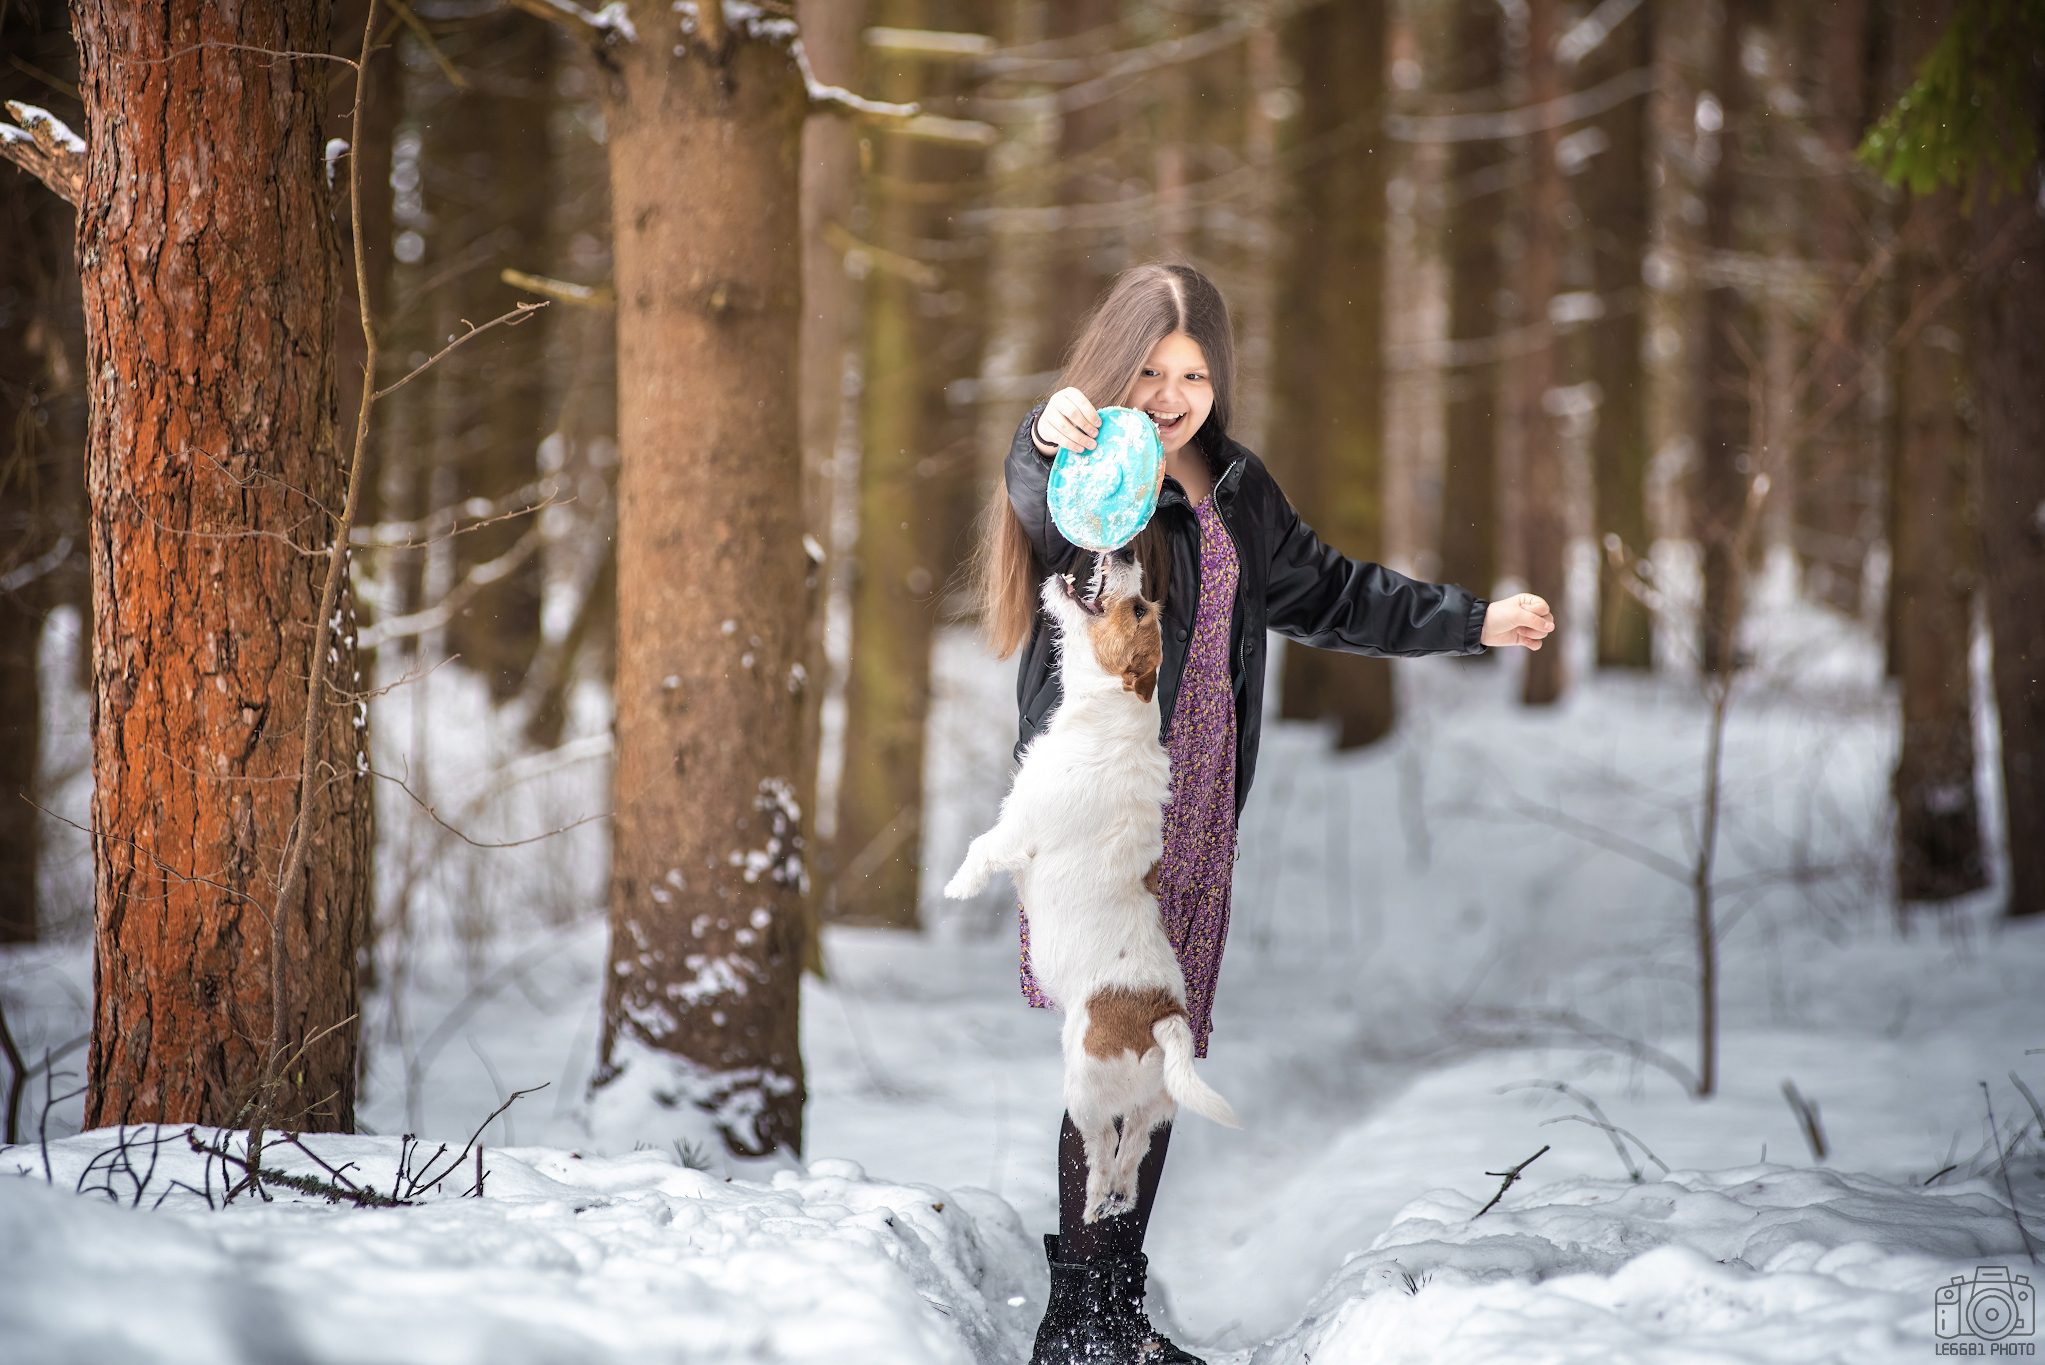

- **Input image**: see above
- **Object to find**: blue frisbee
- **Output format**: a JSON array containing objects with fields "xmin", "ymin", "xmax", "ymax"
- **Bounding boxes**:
[{"xmin": 1046, "ymin": 407, "xmax": 1166, "ymax": 553}]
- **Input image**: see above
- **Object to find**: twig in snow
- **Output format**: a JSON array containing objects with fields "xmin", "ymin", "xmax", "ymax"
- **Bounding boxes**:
[
  {"xmin": 2010, "ymin": 1071, "xmax": 2045, "ymax": 1143},
  {"xmin": 1504, "ymin": 1080, "xmax": 1656, "ymax": 1182},
  {"xmin": 1981, "ymin": 1082, "xmax": 2039, "ymax": 1265},
  {"xmin": 1781, "ymin": 1079, "xmax": 1828, "ymax": 1162},
  {"xmin": 187, "ymin": 1129, "xmax": 409, "ymax": 1208},
  {"xmin": 0, "ymin": 992, "xmax": 25, "ymax": 1146},
  {"xmin": 1538, "ymin": 1115, "xmax": 1672, "ymax": 1178},
  {"xmin": 1924, "ymin": 1164, "xmax": 1959, "ymax": 1186},
  {"xmin": 1471, "ymin": 1144, "xmax": 1550, "ymax": 1219}
]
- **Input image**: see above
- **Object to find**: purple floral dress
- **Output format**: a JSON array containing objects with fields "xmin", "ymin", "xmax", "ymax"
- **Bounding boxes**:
[{"xmin": 1020, "ymin": 495, "xmax": 1240, "ymax": 1056}]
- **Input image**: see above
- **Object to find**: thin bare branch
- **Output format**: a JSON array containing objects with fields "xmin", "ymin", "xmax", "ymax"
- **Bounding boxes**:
[
  {"xmin": 350, "ymin": 475, "xmax": 566, "ymax": 550},
  {"xmin": 365, "ymin": 764, "xmax": 610, "ymax": 851},
  {"xmin": 355, "ymin": 524, "xmax": 545, "ymax": 649},
  {"xmin": 372, "ymin": 303, "xmax": 548, "ymax": 401},
  {"xmin": 1386, "ymin": 64, "xmax": 1657, "ymax": 143}
]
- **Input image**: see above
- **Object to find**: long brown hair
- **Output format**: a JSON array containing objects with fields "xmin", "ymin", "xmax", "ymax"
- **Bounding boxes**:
[{"xmin": 975, "ymin": 263, "xmax": 1238, "ymax": 658}]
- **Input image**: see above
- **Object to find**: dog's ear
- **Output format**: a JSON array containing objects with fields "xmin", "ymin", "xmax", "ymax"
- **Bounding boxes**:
[{"xmin": 1125, "ymin": 667, "xmax": 1157, "ymax": 703}]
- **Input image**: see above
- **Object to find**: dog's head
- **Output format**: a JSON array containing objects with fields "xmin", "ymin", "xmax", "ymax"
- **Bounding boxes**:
[{"xmin": 1041, "ymin": 557, "xmax": 1164, "ymax": 703}]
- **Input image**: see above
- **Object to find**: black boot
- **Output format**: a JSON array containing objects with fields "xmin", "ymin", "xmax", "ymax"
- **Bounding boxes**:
[
  {"xmin": 1097, "ymin": 1250, "xmax": 1206, "ymax": 1364},
  {"xmin": 1030, "ymin": 1235, "xmax": 1129, "ymax": 1364}
]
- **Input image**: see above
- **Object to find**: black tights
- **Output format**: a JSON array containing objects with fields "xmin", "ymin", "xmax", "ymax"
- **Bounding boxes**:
[{"xmin": 1056, "ymin": 1112, "xmax": 1173, "ymax": 1262}]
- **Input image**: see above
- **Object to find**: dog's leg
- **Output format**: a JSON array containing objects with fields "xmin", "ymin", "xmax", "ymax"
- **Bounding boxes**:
[{"xmin": 944, "ymin": 821, "xmax": 1026, "ymax": 899}]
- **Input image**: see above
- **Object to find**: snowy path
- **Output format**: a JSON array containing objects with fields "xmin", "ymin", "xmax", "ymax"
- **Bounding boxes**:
[{"xmin": 7, "ymin": 603, "xmax": 2045, "ymax": 1361}]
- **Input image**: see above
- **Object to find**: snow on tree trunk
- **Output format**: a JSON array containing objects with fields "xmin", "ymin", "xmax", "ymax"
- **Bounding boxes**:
[
  {"xmin": 1272, "ymin": 0, "xmax": 1396, "ymax": 748},
  {"xmin": 592, "ymin": 6, "xmax": 810, "ymax": 1157},
  {"xmin": 793, "ymin": 0, "xmax": 863, "ymax": 954},
  {"xmin": 72, "ymin": 0, "xmax": 368, "ymax": 1129},
  {"xmin": 1971, "ymin": 168, "xmax": 2045, "ymax": 920}
]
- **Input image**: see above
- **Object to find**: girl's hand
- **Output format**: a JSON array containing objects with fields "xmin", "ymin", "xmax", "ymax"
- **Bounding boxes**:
[
  {"xmin": 1033, "ymin": 387, "xmax": 1101, "ymax": 455},
  {"xmin": 1482, "ymin": 594, "xmax": 1556, "ymax": 650}
]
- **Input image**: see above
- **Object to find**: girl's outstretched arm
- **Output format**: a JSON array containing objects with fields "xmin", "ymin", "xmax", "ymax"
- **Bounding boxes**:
[{"xmin": 1263, "ymin": 485, "xmax": 1488, "ymax": 658}]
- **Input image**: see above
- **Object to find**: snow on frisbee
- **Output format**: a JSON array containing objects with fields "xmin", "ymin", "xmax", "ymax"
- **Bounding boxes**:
[
  {"xmin": 1253, "ymin": 1164, "xmax": 2042, "ymax": 1364},
  {"xmin": 0, "ymin": 1132, "xmax": 1041, "ymax": 1365},
  {"xmin": 1046, "ymin": 406, "xmax": 1165, "ymax": 553}
]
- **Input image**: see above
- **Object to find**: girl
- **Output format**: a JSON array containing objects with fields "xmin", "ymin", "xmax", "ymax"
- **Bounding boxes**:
[{"xmin": 977, "ymin": 263, "xmax": 1553, "ymax": 1365}]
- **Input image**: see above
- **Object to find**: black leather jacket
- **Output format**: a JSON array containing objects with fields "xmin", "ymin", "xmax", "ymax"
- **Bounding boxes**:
[{"xmin": 1006, "ymin": 407, "xmax": 1488, "ymax": 817}]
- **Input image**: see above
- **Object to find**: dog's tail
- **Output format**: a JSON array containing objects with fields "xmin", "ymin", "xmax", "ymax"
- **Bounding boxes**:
[{"xmin": 1153, "ymin": 1013, "xmax": 1240, "ymax": 1129}]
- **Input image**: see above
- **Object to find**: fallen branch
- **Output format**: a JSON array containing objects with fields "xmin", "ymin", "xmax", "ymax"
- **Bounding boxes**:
[
  {"xmin": 1781, "ymin": 1079, "xmax": 1827, "ymax": 1162},
  {"xmin": 1472, "ymin": 1145, "xmax": 1550, "ymax": 1219},
  {"xmin": 1982, "ymin": 1082, "xmax": 2040, "ymax": 1265},
  {"xmin": 0, "ymin": 100, "xmax": 86, "ymax": 204},
  {"xmin": 1503, "ymin": 1080, "xmax": 1655, "ymax": 1182},
  {"xmin": 188, "ymin": 1128, "xmax": 410, "ymax": 1207}
]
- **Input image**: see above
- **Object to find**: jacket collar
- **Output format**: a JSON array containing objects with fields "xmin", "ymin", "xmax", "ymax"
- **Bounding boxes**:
[{"xmin": 1159, "ymin": 448, "xmax": 1245, "ymax": 510}]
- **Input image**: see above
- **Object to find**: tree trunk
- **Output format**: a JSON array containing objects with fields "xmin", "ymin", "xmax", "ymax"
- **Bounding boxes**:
[
  {"xmin": 1696, "ymin": 0, "xmax": 1754, "ymax": 677},
  {"xmin": 1516, "ymin": 0, "xmax": 1567, "ymax": 706},
  {"xmin": 1887, "ymin": 0, "xmax": 1983, "ymax": 907},
  {"xmin": 0, "ymin": 0, "xmax": 86, "ymax": 943},
  {"xmin": 593, "ymin": 10, "xmax": 811, "ymax": 1156},
  {"xmin": 1435, "ymin": 0, "xmax": 1505, "ymax": 613},
  {"xmin": 1796, "ymin": 0, "xmax": 1878, "ymax": 616},
  {"xmin": 794, "ymin": 0, "xmax": 864, "ymax": 953},
  {"xmin": 1890, "ymin": 190, "xmax": 1984, "ymax": 903},
  {"xmin": 1585, "ymin": 0, "xmax": 1654, "ymax": 671},
  {"xmin": 430, "ymin": 11, "xmax": 554, "ymax": 701},
  {"xmin": 833, "ymin": 1, "xmax": 989, "ymax": 925},
  {"xmin": 1272, "ymin": 0, "xmax": 1395, "ymax": 749},
  {"xmin": 1035, "ymin": 0, "xmax": 1124, "ymax": 373},
  {"xmin": 73, "ymin": 0, "xmax": 368, "ymax": 1130},
  {"xmin": 1972, "ymin": 169, "xmax": 2045, "ymax": 919}
]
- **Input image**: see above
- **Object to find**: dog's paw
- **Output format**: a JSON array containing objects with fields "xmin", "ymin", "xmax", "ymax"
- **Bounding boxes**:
[
  {"xmin": 1083, "ymin": 1188, "xmax": 1135, "ymax": 1223},
  {"xmin": 943, "ymin": 864, "xmax": 986, "ymax": 899}
]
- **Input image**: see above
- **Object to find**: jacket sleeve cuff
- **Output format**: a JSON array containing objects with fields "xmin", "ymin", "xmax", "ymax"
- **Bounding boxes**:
[{"xmin": 1463, "ymin": 596, "xmax": 1489, "ymax": 654}]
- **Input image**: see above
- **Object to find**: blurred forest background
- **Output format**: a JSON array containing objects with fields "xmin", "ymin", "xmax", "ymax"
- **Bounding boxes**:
[{"xmin": 0, "ymin": 0, "xmax": 2040, "ymax": 1156}]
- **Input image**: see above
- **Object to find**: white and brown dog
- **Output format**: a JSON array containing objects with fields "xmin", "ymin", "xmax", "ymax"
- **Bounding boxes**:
[{"xmin": 946, "ymin": 557, "xmax": 1239, "ymax": 1222}]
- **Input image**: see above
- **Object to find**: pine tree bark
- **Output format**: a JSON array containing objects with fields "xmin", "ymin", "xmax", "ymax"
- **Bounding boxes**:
[
  {"xmin": 73, "ymin": 0, "xmax": 368, "ymax": 1129},
  {"xmin": 1272, "ymin": 0, "xmax": 1395, "ymax": 749},
  {"xmin": 592, "ymin": 9, "xmax": 811, "ymax": 1155},
  {"xmin": 833, "ymin": 0, "xmax": 989, "ymax": 924},
  {"xmin": 1584, "ymin": 0, "xmax": 1654, "ymax": 670},
  {"xmin": 1696, "ymin": 0, "xmax": 1755, "ymax": 676},
  {"xmin": 1516, "ymin": 0, "xmax": 1567, "ymax": 706},
  {"xmin": 1972, "ymin": 167, "xmax": 2045, "ymax": 919},
  {"xmin": 1435, "ymin": 0, "xmax": 1505, "ymax": 612}
]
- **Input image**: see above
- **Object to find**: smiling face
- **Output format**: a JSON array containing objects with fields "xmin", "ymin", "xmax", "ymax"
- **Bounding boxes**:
[{"xmin": 1122, "ymin": 331, "xmax": 1214, "ymax": 456}]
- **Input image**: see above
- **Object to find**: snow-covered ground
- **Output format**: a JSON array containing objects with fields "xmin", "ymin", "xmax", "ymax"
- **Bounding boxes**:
[{"xmin": 6, "ymin": 557, "xmax": 2044, "ymax": 1362}]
